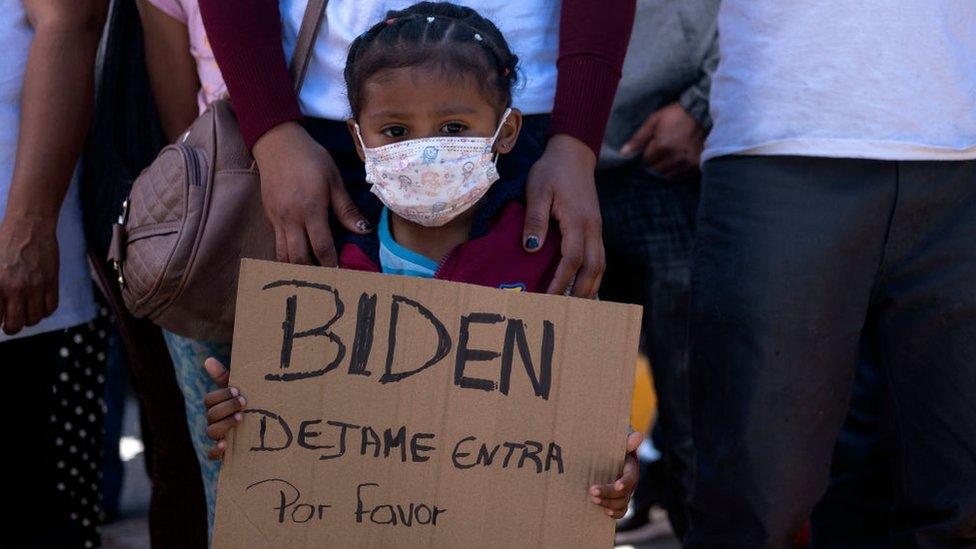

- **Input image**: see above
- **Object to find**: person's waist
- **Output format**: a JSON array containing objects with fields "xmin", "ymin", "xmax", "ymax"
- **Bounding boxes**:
[{"xmin": 702, "ymin": 136, "xmax": 976, "ymax": 164}]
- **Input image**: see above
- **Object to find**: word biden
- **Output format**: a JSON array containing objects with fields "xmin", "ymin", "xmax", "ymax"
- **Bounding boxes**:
[{"xmin": 263, "ymin": 279, "xmax": 554, "ymax": 400}]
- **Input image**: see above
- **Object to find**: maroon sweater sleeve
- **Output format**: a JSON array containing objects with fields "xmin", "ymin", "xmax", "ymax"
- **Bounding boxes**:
[
  {"xmin": 548, "ymin": 0, "xmax": 636, "ymax": 157},
  {"xmin": 199, "ymin": 0, "xmax": 301, "ymax": 150}
]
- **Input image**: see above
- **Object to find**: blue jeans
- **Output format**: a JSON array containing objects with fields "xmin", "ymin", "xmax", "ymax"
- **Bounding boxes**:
[{"xmin": 162, "ymin": 330, "xmax": 231, "ymax": 543}]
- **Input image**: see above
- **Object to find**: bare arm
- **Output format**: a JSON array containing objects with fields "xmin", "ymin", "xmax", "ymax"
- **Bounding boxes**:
[
  {"xmin": 0, "ymin": 0, "xmax": 107, "ymax": 334},
  {"xmin": 136, "ymin": 0, "xmax": 200, "ymax": 142}
]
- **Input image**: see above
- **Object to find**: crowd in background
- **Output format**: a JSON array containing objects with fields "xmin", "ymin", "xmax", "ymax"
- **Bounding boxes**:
[{"xmin": 2, "ymin": 0, "xmax": 975, "ymax": 548}]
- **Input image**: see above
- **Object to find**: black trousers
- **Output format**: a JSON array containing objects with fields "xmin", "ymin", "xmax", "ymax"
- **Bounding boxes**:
[
  {"xmin": 686, "ymin": 156, "xmax": 976, "ymax": 548},
  {"xmin": 597, "ymin": 164, "xmax": 699, "ymax": 537},
  {"xmin": 811, "ymin": 320, "xmax": 892, "ymax": 548},
  {"xmin": 2, "ymin": 317, "xmax": 108, "ymax": 549}
]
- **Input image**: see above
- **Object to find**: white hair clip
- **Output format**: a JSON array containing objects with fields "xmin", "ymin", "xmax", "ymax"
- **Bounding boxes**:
[
  {"xmin": 426, "ymin": 16, "xmax": 435, "ymax": 23},
  {"xmin": 474, "ymin": 33, "xmax": 483, "ymax": 41}
]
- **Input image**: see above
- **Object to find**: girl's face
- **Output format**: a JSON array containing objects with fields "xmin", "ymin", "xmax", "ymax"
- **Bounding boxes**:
[{"xmin": 348, "ymin": 64, "xmax": 522, "ymax": 155}]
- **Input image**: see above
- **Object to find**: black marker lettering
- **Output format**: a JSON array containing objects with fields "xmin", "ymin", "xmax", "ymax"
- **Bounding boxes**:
[
  {"xmin": 348, "ymin": 293, "xmax": 377, "ymax": 376},
  {"xmin": 245, "ymin": 409, "xmax": 293, "ymax": 452},
  {"xmin": 318, "ymin": 420, "xmax": 359, "ymax": 461},
  {"xmin": 451, "ymin": 436, "xmax": 476, "ymax": 469},
  {"xmin": 499, "ymin": 319, "xmax": 553, "ymax": 400},
  {"xmin": 383, "ymin": 426, "xmax": 407, "ymax": 461},
  {"xmin": 410, "ymin": 432, "xmax": 436, "ymax": 463},
  {"xmin": 545, "ymin": 442, "xmax": 565, "ymax": 474},
  {"xmin": 454, "ymin": 313, "xmax": 504, "ymax": 392},
  {"xmin": 519, "ymin": 440, "xmax": 544, "ymax": 473},
  {"xmin": 501, "ymin": 442, "xmax": 524, "ymax": 468},
  {"xmin": 264, "ymin": 280, "xmax": 346, "ymax": 382},
  {"xmin": 477, "ymin": 443, "xmax": 501, "ymax": 466},
  {"xmin": 355, "ymin": 483, "xmax": 379, "ymax": 523},
  {"xmin": 382, "ymin": 295, "xmax": 452, "ymax": 383},
  {"xmin": 360, "ymin": 426, "xmax": 381, "ymax": 458},
  {"xmin": 297, "ymin": 419, "xmax": 332, "ymax": 451}
]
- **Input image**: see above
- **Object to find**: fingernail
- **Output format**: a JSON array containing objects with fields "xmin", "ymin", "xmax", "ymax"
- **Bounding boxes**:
[
  {"xmin": 524, "ymin": 235, "xmax": 540, "ymax": 250},
  {"xmin": 590, "ymin": 497, "xmax": 601, "ymax": 505},
  {"xmin": 230, "ymin": 388, "xmax": 239, "ymax": 397},
  {"xmin": 238, "ymin": 397, "xmax": 246, "ymax": 406},
  {"xmin": 615, "ymin": 481, "xmax": 624, "ymax": 491},
  {"xmin": 619, "ymin": 144, "xmax": 633, "ymax": 155},
  {"xmin": 217, "ymin": 440, "xmax": 225, "ymax": 449},
  {"xmin": 234, "ymin": 413, "xmax": 242, "ymax": 421},
  {"xmin": 589, "ymin": 487, "xmax": 599, "ymax": 497},
  {"xmin": 606, "ymin": 510, "xmax": 614, "ymax": 517},
  {"xmin": 356, "ymin": 219, "xmax": 371, "ymax": 232}
]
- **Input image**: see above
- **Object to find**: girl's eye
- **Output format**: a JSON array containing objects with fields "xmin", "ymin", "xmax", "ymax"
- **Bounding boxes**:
[
  {"xmin": 381, "ymin": 126, "xmax": 408, "ymax": 138},
  {"xmin": 440, "ymin": 122, "xmax": 467, "ymax": 134}
]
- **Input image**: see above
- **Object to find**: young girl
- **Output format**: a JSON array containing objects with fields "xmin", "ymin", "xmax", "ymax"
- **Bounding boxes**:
[
  {"xmin": 136, "ymin": 0, "xmax": 233, "ymax": 538},
  {"xmin": 204, "ymin": 1, "xmax": 640, "ymax": 522}
]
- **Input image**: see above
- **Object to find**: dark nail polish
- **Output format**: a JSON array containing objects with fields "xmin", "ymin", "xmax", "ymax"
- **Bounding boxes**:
[{"xmin": 525, "ymin": 236, "xmax": 540, "ymax": 250}]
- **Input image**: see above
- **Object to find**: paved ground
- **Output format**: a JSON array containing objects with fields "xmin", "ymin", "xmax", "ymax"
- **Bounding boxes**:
[{"xmin": 101, "ymin": 396, "xmax": 679, "ymax": 548}]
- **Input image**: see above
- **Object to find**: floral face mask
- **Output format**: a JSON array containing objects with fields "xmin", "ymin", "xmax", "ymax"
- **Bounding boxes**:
[{"xmin": 354, "ymin": 108, "xmax": 511, "ymax": 227}]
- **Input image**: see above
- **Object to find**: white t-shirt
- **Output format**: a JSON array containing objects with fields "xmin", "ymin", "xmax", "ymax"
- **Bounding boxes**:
[
  {"xmin": 0, "ymin": 2, "xmax": 96, "ymax": 342},
  {"xmin": 703, "ymin": 1, "xmax": 976, "ymax": 162},
  {"xmin": 279, "ymin": 0, "xmax": 560, "ymax": 120}
]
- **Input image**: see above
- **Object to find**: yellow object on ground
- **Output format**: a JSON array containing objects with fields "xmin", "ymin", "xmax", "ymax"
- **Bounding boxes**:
[{"xmin": 630, "ymin": 354, "xmax": 656, "ymax": 434}]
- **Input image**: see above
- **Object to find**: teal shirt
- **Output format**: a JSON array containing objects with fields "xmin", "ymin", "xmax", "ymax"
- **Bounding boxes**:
[{"xmin": 378, "ymin": 208, "xmax": 437, "ymax": 278}]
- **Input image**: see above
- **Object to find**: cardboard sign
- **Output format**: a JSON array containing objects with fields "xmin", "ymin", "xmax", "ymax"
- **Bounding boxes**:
[{"xmin": 213, "ymin": 259, "xmax": 641, "ymax": 548}]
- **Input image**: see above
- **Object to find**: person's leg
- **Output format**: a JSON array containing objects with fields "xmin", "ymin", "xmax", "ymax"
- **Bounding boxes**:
[
  {"xmin": 47, "ymin": 309, "xmax": 111, "ymax": 548},
  {"xmin": 1, "ymin": 331, "xmax": 76, "ymax": 548},
  {"xmin": 643, "ymin": 173, "xmax": 698, "ymax": 538},
  {"xmin": 597, "ymin": 165, "xmax": 698, "ymax": 538},
  {"xmin": 810, "ymin": 319, "xmax": 893, "ymax": 549},
  {"xmin": 597, "ymin": 167, "xmax": 657, "ymax": 528},
  {"xmin": 162, "ymin": 330, "xmax": 232, "ymax": 541},
  {"xmin": 875, "ymin": 160, "xmax": 976, "ymax": 546},
  {"xmin": 101, "ymin": 327, "xmax": 128, "ymax": 522},
  {"xmin": 91, "ymin": 255, "xmax": 209, "ymax": 549},
  {"xmin": 686, "ymin": 156, "xmax": 896, "ymax": 548}
]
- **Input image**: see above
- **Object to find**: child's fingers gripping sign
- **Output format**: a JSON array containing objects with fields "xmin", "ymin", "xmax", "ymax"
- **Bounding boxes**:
[
  {"xmin": 589, "ymin": 430, "xmax": 643, "ymax": 519},
  {"xmin": 202, "ymin": 357, "xmax": 246, "ymax": 460}
]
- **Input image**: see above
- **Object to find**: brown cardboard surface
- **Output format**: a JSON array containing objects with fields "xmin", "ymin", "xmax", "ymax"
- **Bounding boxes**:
[{"xmin": 213, "ymin": 259, "xmax": 641, "ymax": 548}]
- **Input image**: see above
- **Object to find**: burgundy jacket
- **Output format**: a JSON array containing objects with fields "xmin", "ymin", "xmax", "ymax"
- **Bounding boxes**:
[
  {"xmin": 198, "ymin": 0, "xmax": 637, "ymax": 155},
  {"xmin": 340, "ymin": 202, "xmax": 560, "ymax": 293}
]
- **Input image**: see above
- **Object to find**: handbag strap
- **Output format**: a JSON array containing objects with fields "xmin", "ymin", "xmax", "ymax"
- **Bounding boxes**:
[{"xmin": 289, "ymin": 0, "xmax": 329, "ymax": 95}]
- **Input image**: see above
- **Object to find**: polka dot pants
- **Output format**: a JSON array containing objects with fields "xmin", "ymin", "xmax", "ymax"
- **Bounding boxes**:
[
  {"xmin": 1, "ymin": 304, "xmax": 110, "ymax": 548},
  {"xmin": 50, "ymin": 307, "xmax": 110, "ymax": 548}
]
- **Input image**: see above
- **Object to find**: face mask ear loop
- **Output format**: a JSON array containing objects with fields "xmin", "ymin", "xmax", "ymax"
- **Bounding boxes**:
[
  {"xmin": 353, "ymin": 122, "xmax": 369, "ymax": 152},
  {"xmin": 489, "ymin": 107, "xmax": 512, "ymax": 164}
]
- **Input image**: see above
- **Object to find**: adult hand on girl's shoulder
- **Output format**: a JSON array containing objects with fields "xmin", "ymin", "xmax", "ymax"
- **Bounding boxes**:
[
  {"xmin": 524, "ymin": 134, "xmax": 604, "ymax": 298},
  {"xmin": 252, "ymin": 121, "xmax": 371, "ymax": 267}
]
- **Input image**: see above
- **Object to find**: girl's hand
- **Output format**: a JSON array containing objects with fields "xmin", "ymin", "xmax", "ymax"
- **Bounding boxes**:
[
  {"xmin": 202, "ymin": 357, "xmax": 246, "ymax": 460},
  {"xmin": 589, "ymin": 430, "xmax": 642, "ymax": 519}
]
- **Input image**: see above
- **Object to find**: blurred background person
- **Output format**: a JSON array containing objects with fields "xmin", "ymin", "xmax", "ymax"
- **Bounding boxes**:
[
  {"xmin": 0, "ymin": 0, "xmax": 109, "ymax": 546},
  {"xmin": 595, "ymin": 0, "xmax": 718, "ymax": 543},
  {"xmin": 687, "ymin": 1, "xmax": 976, "ymax": 546},
  {"xmin": 80, "ymin": 0, "xmax": 211, "ymax": 546},
  {"xmin": 135, "ymin": 0, "xmax": 232, "ymax": 538}
]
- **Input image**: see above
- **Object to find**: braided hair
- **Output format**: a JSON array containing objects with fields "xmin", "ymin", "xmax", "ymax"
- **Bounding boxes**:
[{"xmin": 344, "ymin": 2, "xmax": 520, "ymax": 117}]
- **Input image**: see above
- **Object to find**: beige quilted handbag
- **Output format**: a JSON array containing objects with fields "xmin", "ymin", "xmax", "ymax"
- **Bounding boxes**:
[{"xmin": 109, "ymin": 0, "xmax": 328, "ymax": 343}]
